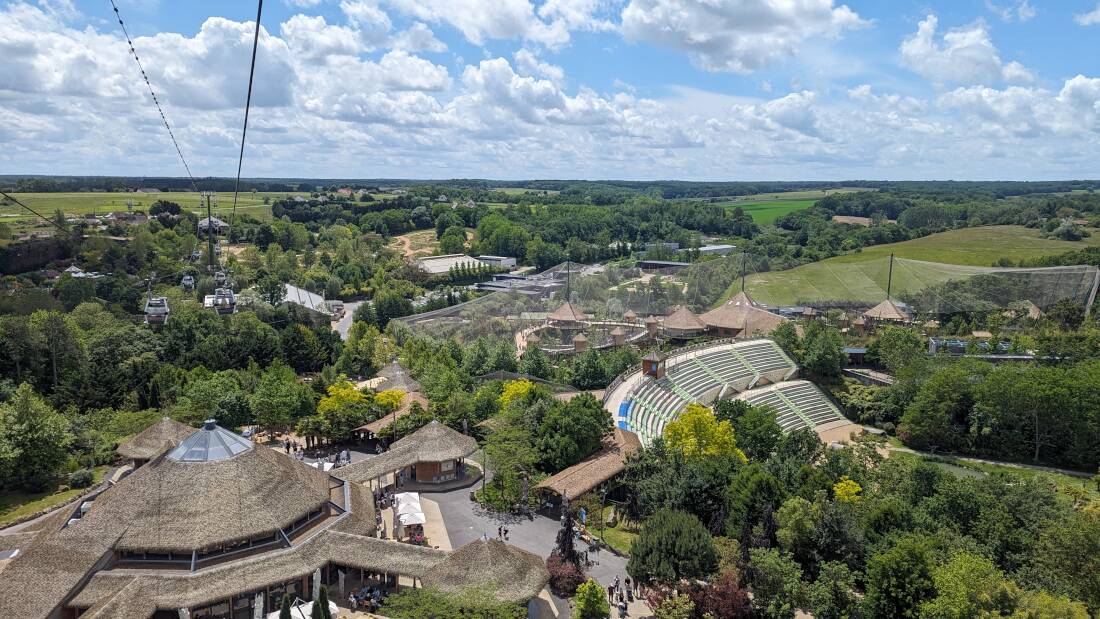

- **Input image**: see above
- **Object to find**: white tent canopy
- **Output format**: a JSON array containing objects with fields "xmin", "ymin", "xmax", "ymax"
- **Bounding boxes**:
[
  {"xmin": 392, "ymin": 492, "xmax": 425, "ymax": 533},
  {"xmin": 398, "ymin": 512, "xmax": 426, "ymax": 525},
  {"xmin": 394, "ymin": 492, "xmax": 422, "ymax": 516},
  {"xmin": 266, "ymin": 600, "xmax": 338, "ymax": 619}
]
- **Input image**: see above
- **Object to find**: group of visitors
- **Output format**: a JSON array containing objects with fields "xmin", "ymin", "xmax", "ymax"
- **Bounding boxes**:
[
  {"xmin": 607, "ymin": 575, "xmax": 635, "ymax": 617},
  {"xmin": 347, "ymin": 585, "xmax": 386, "ymax": 612}
]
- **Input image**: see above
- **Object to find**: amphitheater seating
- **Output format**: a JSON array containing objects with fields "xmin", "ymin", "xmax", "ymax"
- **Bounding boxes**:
[
  {"xmin": 617, "ymin": 339, "xmax": 800, "ymax": 442},
  {"xmin": 740, "ymin": 381, "xmax": 845, "ymax": 433}
]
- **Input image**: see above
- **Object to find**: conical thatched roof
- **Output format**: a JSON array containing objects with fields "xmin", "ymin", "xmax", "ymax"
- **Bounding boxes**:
[
  {"xmin": 862, "ymin": 299, "xmax": 910, "ymax": 322},
  {"xmin": 624, "ymin": 309, "xmax": 637, "ymax": 320},
  {"xmin": 375, "ymin": 362, "xmax": 421, "ymax": 393},
  {"xmin": 662, "ymin": 305, "xmax": 706, "ymax": 331},
  {"xmin": 335, "ymin": 420, "xmax": 477, "ymax": 483},
  {"xmin": 97, "ymin": 436, "xmax": 332, "ymax": 554},
  {"xmin": 422, "ymin": 539, "xmax": 549, "ymax": 603},
  {"xmin": 573, "ymin": 333, "xmax": 588, "ymax": 342},
  {"xmin": 699, "ymin": 291, "xmax": 789, "ymax": 336},
  {"xmin": 549, "ymin": 302, "xmax": 586, "ymax": 323},
  {"xmin": 525, "ymin": 331, "xmax": 540, "ymax": 343},
  {"xmin": 610, "ymin": 326, "xmax": 625, "ymax": 336},
  {"xmin": 116, "ymin": 417, "xmax": 196, "ymax": 461}
]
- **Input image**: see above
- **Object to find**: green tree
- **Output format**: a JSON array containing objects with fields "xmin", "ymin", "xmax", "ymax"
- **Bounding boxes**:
[
  {"xmin": 800, "ymin": 323, "xmax": 846, "ymax": 379},
  {"xmin": 250, "ymin": 362, "xmax": 314, "ymax": 436},
  {"xmin": 0, "ymin": 383, "xmax": 73, "ymax": 491},
  {"xmin": 872, "ymin": 327, "xmax": 925, "ymax": 375},
  {"xmin": 663, "ymin": 403, "xmax": 746, "ymax": 461},
  {"xmin": 654, "ymin": 594, "xmax": 695, "ymax": 619},
  {"xmin": 518, "ymin": 345, "xmax": 553, "ymax": 379},
  {"xmin": 731, "ymin": 404, "xmax": 783, "ymax": 460},
  {"xmin": 748, "ymin": 548, "xmax": 804, "ymax": 619},
  {"xmin": 482, "ymin": 410, "xmax": 539, "ymax": 507},
  {"xmin": 921, "ymin": 552, "xmax": 1014, "ymax": 619},
  {"xmin": 726, "ymin": 463, "xmax": 786, "ymax": 540},
  {"xmin": 771, "ymin": 321, "xmax": 800, "ymax": 357},
  {"xmin": 1026, "ymin": 511, "xmax": 1100, "ymax": 610},
  {"xmin": 574, "ymin": 578, "xmax": 610, "ymax": 619},
  {"xmin": 570, "ymin": 348, "xmax": 607, "ymax": 390},
  {"xmin": 806, "ymin": 561, "xmax": 860, "ymax": 619},
  {"xmin": 536, "ymin": 393, "xmax": 611, "ymax": 471},
  {"xmin": 280, "ymin": 595, "xmax": 292, "ymax": 619},
  {"xmin": 865, "ymin": 535, "xmax": 936, "ymax": 618},
  {"xmin": 255, "ymin": 269, "xmax": 286, "ymax": 306},
  {"xmin": 628, "ymin": 509, "xmax": 718, "ymax": 584},
  {"xmin": 56, "ymin": 275, "xmax": 96, "ymax": 311}
]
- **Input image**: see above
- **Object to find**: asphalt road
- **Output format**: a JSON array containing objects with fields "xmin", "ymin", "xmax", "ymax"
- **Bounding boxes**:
[{"xmin": 333, "ymin": 301, "xmax": 362, "ymax": 340}]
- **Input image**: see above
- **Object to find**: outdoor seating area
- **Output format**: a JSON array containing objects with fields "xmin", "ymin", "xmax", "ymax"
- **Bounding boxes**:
[
  {"xmin": 615, "ymin": 339, "xmax": 798, "ymax": 443},
  {"xmin": 738, "ymin": 380, "xmax": 846, "ymax": 432}
]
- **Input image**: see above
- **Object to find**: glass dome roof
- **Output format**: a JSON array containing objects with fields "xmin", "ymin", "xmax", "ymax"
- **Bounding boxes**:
[{"xmin": 166, "ymin": 419, "xmax": 254, "ymax": 462}]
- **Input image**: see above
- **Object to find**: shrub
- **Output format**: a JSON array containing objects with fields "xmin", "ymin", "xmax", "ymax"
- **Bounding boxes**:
[
  {"xmin": 69, "ymin": 469, "xmax": 94, "ymax": 489},
  {"xmin": 547, "ymin": 553, "xmax": 586, "ymax": 596},
  {"xmin": 574, "ymin": 578, "xmax": 610, "ymax": 619}
]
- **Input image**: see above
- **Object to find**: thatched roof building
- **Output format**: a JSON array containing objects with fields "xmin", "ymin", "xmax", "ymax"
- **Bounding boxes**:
[
  {"xmin": 335, "ymin": 420, "xmax": 477, "ymax": 484},
  {"xmin": 422, "ymin": 539, "xmax": 549, "ymax": 604},
  {"xmin": 116, "ymin": 417, "xmax": 196, "ymax": 462},
  {"xmin": 535, "ymin": 429, "xmax": 641, "ymax": 499},
  {"xmin": 374, "ymin": 361, "xmax": 421, "ymax": 393},
  {"xmin": 862, "ymin": 299, "xmax": 910, "ymax": 323},
  {"xmin": 661, "ymin": 305, "xmax": 706, "ymax": 338},
  {"xmin": 0, "ymin": 419, "xmax": 544, "ymax": 619},
  {"xmin": 548, "ymin": 302, "xmax": 587, "ymax": 325},
  {"xmin": 699, "ymin": 291, "xmax": 789, "ymax": 338}
]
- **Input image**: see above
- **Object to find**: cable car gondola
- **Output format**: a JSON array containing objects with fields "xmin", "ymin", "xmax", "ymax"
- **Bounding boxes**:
[
  {"xmin": 181, "ymin": 274, "xmax": 195, "ymax": 291},
  {"xmin": 214, "ymin": 270, "xmax": 228, "ymax": 286},
  {"xmin": 144, "ymin": 296, "xmax": 170, "ymax": 326},
  {"xmin": 209, "ymin": 288, "xmax": 236, "ymax": 315}
]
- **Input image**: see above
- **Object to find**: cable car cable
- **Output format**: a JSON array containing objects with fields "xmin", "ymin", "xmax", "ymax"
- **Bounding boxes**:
[
  {"xmin": 230, "ymin": 0, "xmax": 264, "ymax": 238},
  {"xmin": 109, "ymin": 0, "xmax": 199, "ymax": 192}
]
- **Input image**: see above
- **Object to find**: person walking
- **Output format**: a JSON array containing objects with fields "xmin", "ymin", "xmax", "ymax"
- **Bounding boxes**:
[
  {"xmin": 503, "ymin": 526, "xmax": 509, "ymax": 540},
  {"xmin": 607, "ymin": 584, "xmax": 615, "ymax": 602},
  {"xmin": 497, "ymin": 525, "xmax": 503, "ymax": 540}
]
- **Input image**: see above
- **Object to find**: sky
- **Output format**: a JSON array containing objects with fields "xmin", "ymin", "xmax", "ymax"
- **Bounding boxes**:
[{"xmin": 1, "ymin": 0, "xmax": 1100, "ymax": 181}]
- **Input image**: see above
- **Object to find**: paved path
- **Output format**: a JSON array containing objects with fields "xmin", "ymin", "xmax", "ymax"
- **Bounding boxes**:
[
  {"xmin": 333, "ymin": 301, "xmax": 362, "ymax": 340},
  {"xmin": 431, "ymin": 481, "xmax": 651, "ymax": 618}
]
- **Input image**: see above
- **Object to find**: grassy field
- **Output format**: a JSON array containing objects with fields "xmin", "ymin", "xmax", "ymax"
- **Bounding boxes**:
[
  {"xmin": 727, "ymin": 199, "xmax": 817, "ymax": 225},
  {"xmin": 889, "ymin": 451, "xmax": 1099, "ymax": 507},
  {"xmin": 710, "ymin": 188, "xmax": 872, "ymax": 226},
  {"xmin": 733, "ymin": 226, "xmax": 1100, "ymax": 306},
  {"xmin": 0, "ymin": 466, "xmax": 108, "ymax": 527},
  {"xmin": 0, "ymin": 191, "xmax": 292, "ymax": 230}
]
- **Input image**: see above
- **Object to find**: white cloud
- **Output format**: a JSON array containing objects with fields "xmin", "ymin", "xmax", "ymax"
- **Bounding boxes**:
[
  {"xmin": 1075, "ymin": 3, "xmax": 1100, "ymax": 26},
  {"xmin": 384, "ymin": 0, "xmax": 575, "ymax": 47},
  {"xmin": 900, "ymin": 15, "xmax": 1033, "ymax": 86},
  {"xmin": 339, "ymin": 0, "xmax": 392, "ymax": 46},
  {"xmin": 280, "ymin": 14, "xmax": 363, "ymax": 60},
  {"xmin": 391, "ymin": 22, "xmax": 446, "ymax": 52},
  {"xmin": 620, "ymin": 0, "xmax": 867, "ymax": 73},
  {"xmin": 4, "ymin": 1, "xmax": 1100, "ymax": 181},
  {"xmin": 514, "ymin": 49, "xmax": 565, "ymax": 83},
  {"xmin": 985, "ymin": 0, "xmax": 1035, "ymax": 22},
  {"xmin": 285, "ymin": 0, "xmax": 323, "ymax": 7}
]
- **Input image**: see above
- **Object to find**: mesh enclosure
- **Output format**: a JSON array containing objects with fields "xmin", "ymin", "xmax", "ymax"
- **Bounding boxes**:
[{"xmin": 396, "ymin": 256, "xmax": 1099, "ymax": 344}]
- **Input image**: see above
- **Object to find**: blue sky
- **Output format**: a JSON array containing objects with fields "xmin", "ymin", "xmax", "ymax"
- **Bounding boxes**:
[{"xmin": 2, "ymin": 0, "xmax": 1099, "ymax": 180}]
